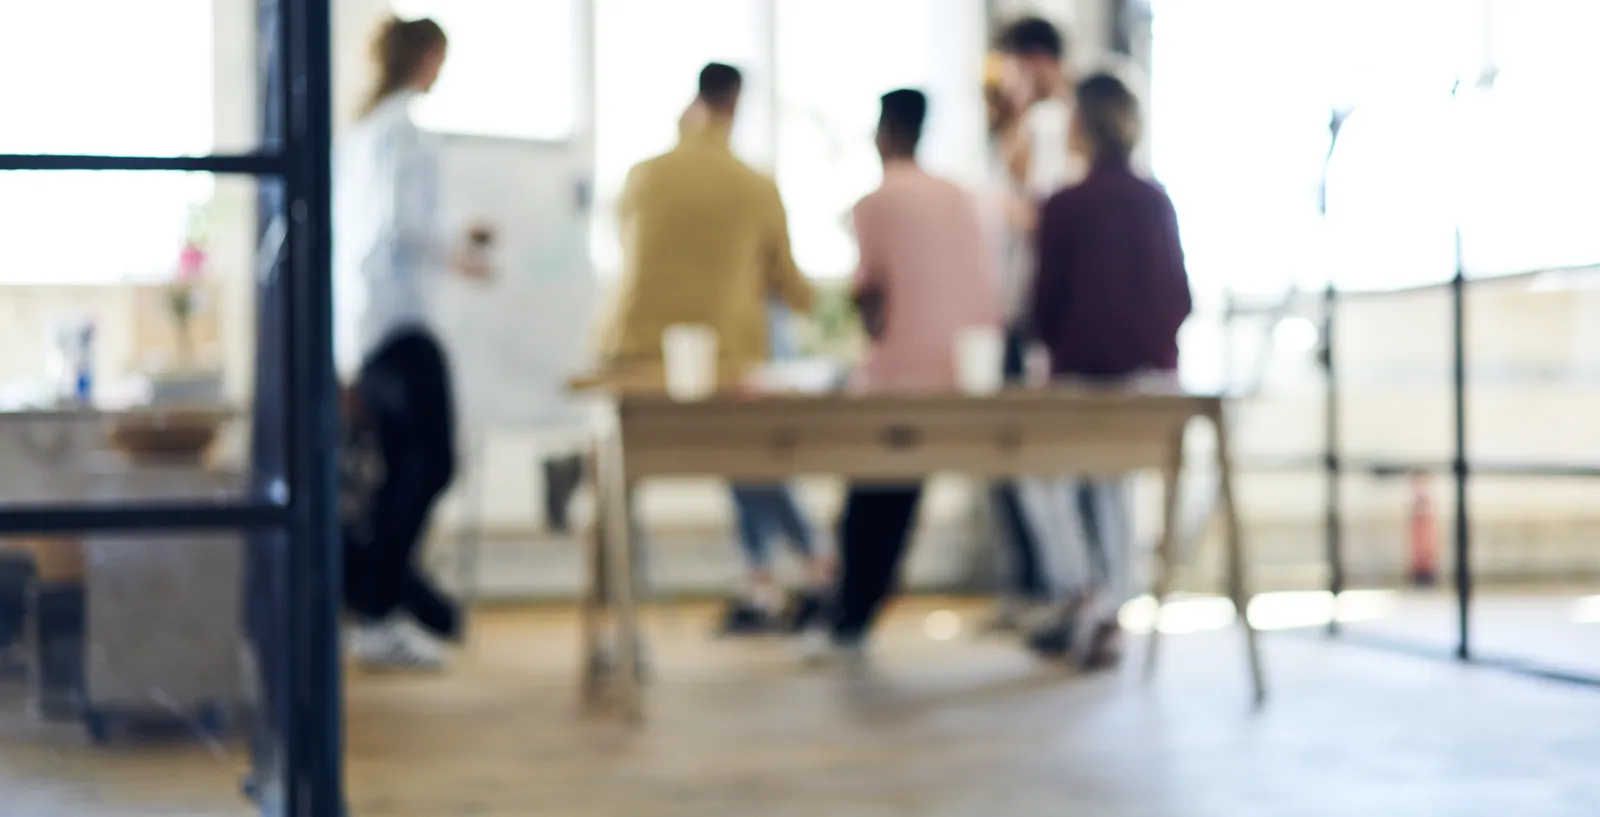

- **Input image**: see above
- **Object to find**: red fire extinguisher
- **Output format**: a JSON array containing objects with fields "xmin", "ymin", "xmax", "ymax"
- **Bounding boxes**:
[{"xmin": 1408, "ymin": 472, "xmax": 1439, "ymax": 586}]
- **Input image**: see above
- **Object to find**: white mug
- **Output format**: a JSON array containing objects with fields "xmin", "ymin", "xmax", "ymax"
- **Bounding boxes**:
[
  {"xmin": 661, "ymin": 324, "xmax": 719, "ymax": 401},
  {"xmin": 954, "ymin": 325, "xmax": 1005, "ymax": 396}
]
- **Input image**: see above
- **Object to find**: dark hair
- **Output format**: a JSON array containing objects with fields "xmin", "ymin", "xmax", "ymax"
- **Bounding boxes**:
[
  {"xmin": 697, "ymin": 63, "xmax": 744, "ymax": 111},
  {"xmin": 1074, "ymin": 72, "xmax": 1141, "ymax": 161},
  {"xmin": 997, "ymin": 16, "xmax": 1065, "ymax": 60},
  {"xmin": 362, "ymin": 16, "xmax": 447, "ymax": 116},
  {"xmin": 878, "ymin": 89, "xmax": 928, "ymax": 155}
]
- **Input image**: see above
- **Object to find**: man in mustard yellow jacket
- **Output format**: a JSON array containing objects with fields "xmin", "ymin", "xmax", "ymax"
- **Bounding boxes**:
[{"xmin": 599, "ymin": 62, "xmax": 814, "ymax": 371}]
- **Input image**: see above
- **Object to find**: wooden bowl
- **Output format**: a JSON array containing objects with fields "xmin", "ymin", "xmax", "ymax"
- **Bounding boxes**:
[{"xmin": 106, "ymin": 408, "xmax": 230, "ymax": 464}]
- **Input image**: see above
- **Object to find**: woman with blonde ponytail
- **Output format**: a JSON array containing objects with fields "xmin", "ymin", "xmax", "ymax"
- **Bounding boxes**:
[{"xmin": 335, "ymin": 16, "xmax": 491, "ymax": 671}]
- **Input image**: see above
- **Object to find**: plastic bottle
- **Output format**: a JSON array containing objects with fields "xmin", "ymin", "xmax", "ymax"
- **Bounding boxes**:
[{"xmin": 71, "ymin": 321, "xmax": 94, "ymax": 406}]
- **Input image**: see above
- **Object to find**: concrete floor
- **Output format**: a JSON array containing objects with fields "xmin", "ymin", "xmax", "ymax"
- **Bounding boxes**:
[{"xmin": 1, "ymin": 597, "xmax": 1597, "ymax": 816}]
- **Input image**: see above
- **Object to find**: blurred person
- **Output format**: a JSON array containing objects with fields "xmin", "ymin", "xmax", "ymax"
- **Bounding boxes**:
[
  {"xmin": 979, "ymin": 53, "xmax": 1051, "ymax": 630},
  {"xmin": 1027, "ymin": 73, "xmax": 1192, "ymax": 669},
  {"xmin": 996, "ymin": 15, "xmax": 1081, "ymax": 198},
  {"xmin": 335, "ymin": 16, "xmax": 492, "ymax": 671},
  {"xmin": 598, "ymin": 62, "xmax": 813, "ymax": 371},
  {"xmin": 598, "ymin": 64, "xmax": 822, "ymax": 634},
  {"xmin": 992, "ymin": 17, "xmax": 1084, "ymax": 635},
  {"xmin": 802, "ymin": 89, "xmax": 1002, "ymax": 662}
]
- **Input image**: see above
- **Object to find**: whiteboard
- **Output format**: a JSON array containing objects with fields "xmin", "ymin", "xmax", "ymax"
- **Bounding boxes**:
[{"xmin": 428, "ymin": 134, "xmax": 599, "ymax": 430}]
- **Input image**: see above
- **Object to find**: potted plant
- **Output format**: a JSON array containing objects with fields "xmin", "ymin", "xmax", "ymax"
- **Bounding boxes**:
[
  {"xmin": 167, "ymin": 201, "xmax": 211, "ymax": 370},
  {"xmin": 143, "ymin": 199, "xmax": 225, "ymax": 407}
]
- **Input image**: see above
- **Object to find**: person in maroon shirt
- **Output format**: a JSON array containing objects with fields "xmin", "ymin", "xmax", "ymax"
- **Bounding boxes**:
[
  {"xmin": 1032, "ymin": 73, "xmax": 1192, "ymax": 379},
  {"xmin": 1026, "ymin": 72, "xmax": 1193, "ymax": 668}
]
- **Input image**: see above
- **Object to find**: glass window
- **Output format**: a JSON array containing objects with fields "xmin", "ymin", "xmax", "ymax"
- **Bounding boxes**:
[
  {"xmin": 1150, "ymin": 0, "xmax": 1483, "ymax": 296},
  {"xmin": 390, "ymin": 0, "xmax": 582, "ymax": 141},
  {"xmin": 1150, "ymin": 0, "xmax": 1338, "ymax": 298},
  {"xmin": 589, "ymin": 0, "xmax": 771, "ymax": 274},
  {"xmin": 0, "ymin": 2, "xmax": 215, "ymax": 285},
  {"xmin": 774, "ymin": 0, "xmax": 985, "ymax": 279},
  {"xmin": 1461, "ymin": 0, "xmax": 1600, "ymax": 277}
]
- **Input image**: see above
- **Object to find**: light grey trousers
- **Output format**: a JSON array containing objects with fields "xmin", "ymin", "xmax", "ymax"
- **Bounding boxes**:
[{"xmin": 1015, "ymin": 476, "xmax": 1135, "ymax": 621}]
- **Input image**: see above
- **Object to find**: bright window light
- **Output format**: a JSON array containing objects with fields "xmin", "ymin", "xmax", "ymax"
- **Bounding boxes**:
[
  {"xmin": 589, "ymin": 0, "xmax": 770, "ymax": 275},
  {"xmin": 1151, "ymin": 0, "xmax": 1600, "ymax": 296},
  {"xmin": 587, "ymin": 0, "xmax": 982, "ymax": 278},
  {"xmin": 1119, "ymin": 590, "xmax": 1397, "ymax": 635},
  {"xmin": 0, "ymin": 2, "xmax": 215, "ymax": 285},
  {"xmin": 1272, "ymin": 316, "xmax": 1321, "ymax": 353},
  {"xmin": 775, "ymin": 0, "xmax": 983, "ymax": 279},
  {"xmin": 390, "ymin": 0, "xmax": 581, "ymax": 141},
  {"xmin": 1574, "ymin": 596, "xmax": 1600, "ymax": 625},
  {"xmin": 923, "ymin": 609, "xmax": 963, "ymax": 641}
]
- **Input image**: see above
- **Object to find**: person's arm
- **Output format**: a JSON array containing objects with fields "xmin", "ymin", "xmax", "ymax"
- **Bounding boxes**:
[
  {"xmin": 392, "ymin": 127, "xmax": 444, "ymax": 267},
  {"xmin": 764, "ymin": 184, "xmax": 814, "ymax": 314},
  {"xmin": 1002, "ymin": 188, "xmax": 1037, "ymax": 235},
  {"xmin": 1003, "ymin": 122, "xmax": 1032, "ymax": 194},
  {"xmin": 393, "ymin": 127, "xmax": 492, "ymax": 280},
  {"xmin": 1028, "ymin": 196, "xmax": 1068, "ymax": 346},
  {"xmin": 616, "ymin": 165, "xmax": 641, "ymax": 229},
  {"xmin": 1156, "ymin": 190, "xmax": 1194, "ymax": 332},
  {"xmin": 850, "ymin": 197, "xmax": 888, "ymax": 339}
]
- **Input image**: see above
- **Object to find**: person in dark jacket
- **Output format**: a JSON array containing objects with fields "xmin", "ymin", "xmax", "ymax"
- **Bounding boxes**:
[{"xmin": 1027, "ymin": 72, "xmax": 1193, "ymax": 669}]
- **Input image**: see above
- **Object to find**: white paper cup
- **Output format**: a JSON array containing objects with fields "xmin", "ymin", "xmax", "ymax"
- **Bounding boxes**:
[
  {"xmin": 662, "ymin": 324, "xmax": 719, "ymax": 401},
  {"xmin": 954, "ymin": 325, "xmax": 1005, "ymax": 396}
]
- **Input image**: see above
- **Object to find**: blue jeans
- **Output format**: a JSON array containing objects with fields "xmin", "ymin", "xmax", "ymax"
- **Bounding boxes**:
[{"xmin": 730, "ymin": 484, "xmax": 814, "ymax": 571}]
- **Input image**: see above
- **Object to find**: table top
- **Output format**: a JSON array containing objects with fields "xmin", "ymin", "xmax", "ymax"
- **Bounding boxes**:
[
  {"xmin": 0, "ymin": 404, "xmax": 235, "ymax": 424},
  {"xmin": 570, "ymin": 367, "xmax": 1225, "ymax": 412},
  {"xmin": 580, "ymin": 371, "xmax": 1225, "ymax": 481}
]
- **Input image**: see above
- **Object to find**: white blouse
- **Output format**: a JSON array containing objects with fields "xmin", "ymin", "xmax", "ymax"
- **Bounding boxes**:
[{"xmin": 333, "ymin": 91, "xmax": 446, "ymax": 380}]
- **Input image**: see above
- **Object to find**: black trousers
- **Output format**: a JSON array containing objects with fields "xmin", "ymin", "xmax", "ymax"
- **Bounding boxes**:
[
  {"xmin": 345, "ymin": 329, "xmax": 461, "ymax": 639},
  {"xmin": 993, "ymin": 324, "xmax": 1047, "ymax": 599},
  {"xmin": 832, "ymin": 484, "xmax": 925, "ymax": 641}
]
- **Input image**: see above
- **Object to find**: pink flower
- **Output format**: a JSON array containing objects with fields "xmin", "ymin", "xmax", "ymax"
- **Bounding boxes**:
[{"xmin": 177, "ymin": 242, "xmax": 207, "ymax": 282}]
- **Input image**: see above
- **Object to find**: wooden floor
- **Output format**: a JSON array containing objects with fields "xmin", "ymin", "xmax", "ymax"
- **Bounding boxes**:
[{"xmin": 2, "ymin": 597, "xmax": 1599, "ymax": 816}]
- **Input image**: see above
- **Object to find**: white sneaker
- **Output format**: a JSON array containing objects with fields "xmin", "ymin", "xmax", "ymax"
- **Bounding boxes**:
[
  {"xmin": 795, "ymin": 630, "xmax": 866, "ymax": 667},
  {"xmin": 349, "ymin": 619, "xmax": 447, "ymax": 672}
]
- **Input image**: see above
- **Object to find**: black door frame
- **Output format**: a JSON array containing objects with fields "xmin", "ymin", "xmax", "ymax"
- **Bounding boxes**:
[{"xmin": 0, "ymin": 0, "xmax": 343, "ymax": 814}]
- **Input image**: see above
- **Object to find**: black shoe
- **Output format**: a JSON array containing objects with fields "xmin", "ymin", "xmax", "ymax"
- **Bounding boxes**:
[
  {"xmin": 783, "ymin": 591, "xmax": 827, "ymax": 634},
  {"xmin": 1023, "ymin": 598, "xmax": 1089, "ymax": 661},
  {"xmin": 401, "ymin": 572, "xmax": 463, "ymax": 642},
  {"xmin": 543, "ymin": 455, "xmax": 584, "ymax": 534},
  {"xmin": 718, "ymin": 600, "xmax": 776, "ymax": 636},
  {"xmin": 1078, "ymin": 621, "xmax": 1124, "ymax": 672},
  {"xmin": 0, "ymin": 555, "xmax": 35, "ymax": 650},
  {"xmin": 30, "ymin": 582, "xmax": 85, "ymax": 720},
  {"xmin": 1025, "ymin": 624, "xmax": 1074, "ymax": 659}
]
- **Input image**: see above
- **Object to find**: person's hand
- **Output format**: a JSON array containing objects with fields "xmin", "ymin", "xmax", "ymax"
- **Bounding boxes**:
[
  {"xmin": 454, "ymin": 224, "xmax": 496, "ymax": 281},
  {"xmin": 1004, "ymin": 192, "xmax": 1037, "ymax": 234},
  {"xmin": 466, "ymin": 222, "xmax": 496, "ymax": 250},
  {"xmin": 854, "ymin": 287, "xmax": 886, "ymax": 341},
  {"xmin": 454, "ymin": 249, "xmax": 493, "ymax": 282},
  {"xmin": 339, "ymin": 383, "xmax": 363, "ymax": 423},
  {"xmin": 1000, "ymin": 58, "xmax": 1035, "ymax": 111}
]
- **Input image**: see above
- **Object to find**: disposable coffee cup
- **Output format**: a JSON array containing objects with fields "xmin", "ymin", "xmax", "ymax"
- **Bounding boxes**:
[
  {"xmin": 662, "ymin": 324, "xmax": 718, "ymax": 401},
  {"xmin": 954, "ymin": 325, "xmax": 1005, "ymax": 396}
]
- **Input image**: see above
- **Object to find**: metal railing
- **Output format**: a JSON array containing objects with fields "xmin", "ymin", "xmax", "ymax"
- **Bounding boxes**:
[{"xmin": 1220, "ymin": 261, "xmax": 1600, "ymax": 688}]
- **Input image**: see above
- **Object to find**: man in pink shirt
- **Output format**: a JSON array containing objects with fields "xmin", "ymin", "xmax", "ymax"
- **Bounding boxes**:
[{"xmin": 807, "ymin": 89, "xmax": 1001, "ymax": 658}]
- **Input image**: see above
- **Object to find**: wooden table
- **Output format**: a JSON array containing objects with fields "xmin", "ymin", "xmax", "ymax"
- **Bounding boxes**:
[{"xmin": 574, "ymin": 385, "xmax": 1264, "ymax": 721}]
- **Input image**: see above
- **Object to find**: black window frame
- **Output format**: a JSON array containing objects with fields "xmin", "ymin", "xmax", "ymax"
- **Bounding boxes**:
[{"xmin": 0, "ymin": 0, "xmax": 343, "ymax": 813}]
